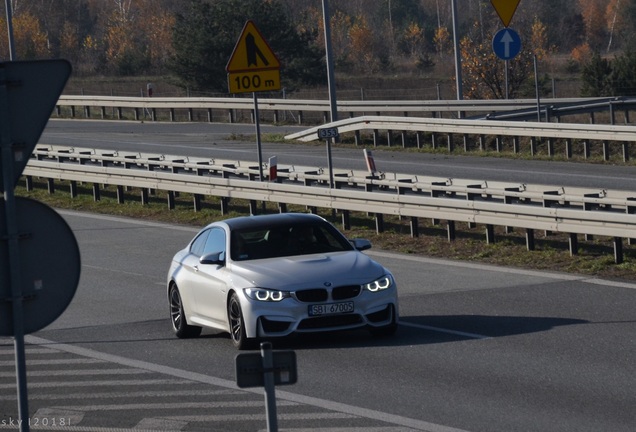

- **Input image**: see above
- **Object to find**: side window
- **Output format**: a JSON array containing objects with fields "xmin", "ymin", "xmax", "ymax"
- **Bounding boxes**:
[
  {"xmin": 190, "ymin": 229, "xmax": 210, "ymax": 257},
  {"xmin": 203, "ymin": 228, "xmax": 226, "ymax": 256}
]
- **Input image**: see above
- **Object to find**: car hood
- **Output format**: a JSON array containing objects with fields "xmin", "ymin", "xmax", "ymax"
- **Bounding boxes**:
[{"xmin": 228, "ymin": 251, "xmax": 386, "ymax": 290}]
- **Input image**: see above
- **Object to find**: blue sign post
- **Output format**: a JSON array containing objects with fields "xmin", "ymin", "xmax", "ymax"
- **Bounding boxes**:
[{"xmin": 492, "ymin": 28, "xmax": 521, "ymax": 60}]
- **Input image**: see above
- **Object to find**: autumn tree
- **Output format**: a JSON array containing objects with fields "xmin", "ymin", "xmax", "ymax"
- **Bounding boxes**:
[
  {"xmin": 0, "ymin": 11, "xmax": 49, "ymax": 60},
  {"xmin": 460, "ymin": 14, "xmax": 551, "ymax": 100}
]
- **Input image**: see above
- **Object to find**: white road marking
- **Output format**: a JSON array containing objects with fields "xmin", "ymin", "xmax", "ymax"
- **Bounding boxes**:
[
  {"xmin": 398, "ymin": 321, "xmax": 491, "ymax": 340},
  {"xmin": 25, "ymin": 335, "xmax": 472, "ymax": 432}
]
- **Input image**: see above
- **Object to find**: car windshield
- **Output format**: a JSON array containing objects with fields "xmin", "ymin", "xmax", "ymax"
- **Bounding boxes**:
[{"xmin": 230, "ymin": 221, "xmax": 354, "ymax": 261}]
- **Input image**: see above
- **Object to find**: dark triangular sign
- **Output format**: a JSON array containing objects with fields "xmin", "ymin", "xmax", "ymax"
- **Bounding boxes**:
[{"xmin": 0, "ymin": 59, "xmax": 72, "ymax": 191}]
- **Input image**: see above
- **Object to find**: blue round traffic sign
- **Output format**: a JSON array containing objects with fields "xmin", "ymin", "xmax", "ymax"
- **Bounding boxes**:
[{"xmin": 492, "ymin": 28, "xmax": 521, "ymax": 60}]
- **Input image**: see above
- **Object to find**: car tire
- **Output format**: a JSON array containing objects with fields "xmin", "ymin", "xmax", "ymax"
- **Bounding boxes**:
[
  {"xmin": 228, "ymin": 292, "xmax": 255, "ymax": 350},
  {"xmin": 169, "ymin": 285, "xmax": 202, "ymax": 338}
]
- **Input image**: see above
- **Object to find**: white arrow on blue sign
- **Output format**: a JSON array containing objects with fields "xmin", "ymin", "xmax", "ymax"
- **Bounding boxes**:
[{"xmin": 492, "ymin": 28, "xmax": 521, "ymax": 60}]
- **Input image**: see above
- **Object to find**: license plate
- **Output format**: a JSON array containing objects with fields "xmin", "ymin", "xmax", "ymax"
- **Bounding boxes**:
[{"xmin": 308, "ymin": 301, "xmax": 354, "ymax": 316}]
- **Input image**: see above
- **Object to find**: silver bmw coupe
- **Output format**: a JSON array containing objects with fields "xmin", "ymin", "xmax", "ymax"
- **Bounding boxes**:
[{"xmin": 167, "ymin": 213, "xmax": 398, "ymax": 349}]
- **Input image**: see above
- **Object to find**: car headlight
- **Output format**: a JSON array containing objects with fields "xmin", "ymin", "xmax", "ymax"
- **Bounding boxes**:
[
  {"xmin": 364, "ymin": 275, "xmax": 394, "ymax": 292},
  {"xmin": 244, "ymin": 288, "xmax": 290, "ymax": 302}
]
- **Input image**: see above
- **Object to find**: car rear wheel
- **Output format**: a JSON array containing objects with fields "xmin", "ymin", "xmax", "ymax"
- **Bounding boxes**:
[
  {"xmin": 169, "ymin": 285, "xmax": 202, "ymax": 338},
  {"xmin": 228, "ymin": 292, "xmax": 255, "ymax": 350}
]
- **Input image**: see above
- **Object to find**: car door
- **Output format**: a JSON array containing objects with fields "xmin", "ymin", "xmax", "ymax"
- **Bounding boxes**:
[{"xmin": 190, "ymin": 227, "xmax": 229, "ymax": 325}]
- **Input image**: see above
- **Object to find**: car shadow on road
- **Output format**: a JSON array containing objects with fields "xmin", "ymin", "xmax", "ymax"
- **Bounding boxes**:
[{"xmin": 268, "ymin": 315, "xmax": 589, "ymax": 350}]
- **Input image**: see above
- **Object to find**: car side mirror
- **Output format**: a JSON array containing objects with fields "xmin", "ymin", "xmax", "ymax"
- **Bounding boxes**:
[
  {"xmin": 199, "ymin": 251, "xmax": 225, "ymax": 266},
  {"xmin": 350, "ymin": 238, "xmax": 372, "ymax": 251}
]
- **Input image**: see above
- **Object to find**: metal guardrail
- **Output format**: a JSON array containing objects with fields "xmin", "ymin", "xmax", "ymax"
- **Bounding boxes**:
[
  {"xmin": 25, "ymin": 145, "xmax": 636, "ymax": 263},
  {"xmin": 286, "ymin": 115, "xmax": 636, "ymax": 161},
  {"xmin": 56, "ymin": 95, "xmax": 624, "ymax": 123}
]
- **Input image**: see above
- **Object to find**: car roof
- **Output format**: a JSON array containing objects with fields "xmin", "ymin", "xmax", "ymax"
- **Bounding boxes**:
[{"xmin": 217, "ymin": 213, "xmax": 326, "ymax": 231}]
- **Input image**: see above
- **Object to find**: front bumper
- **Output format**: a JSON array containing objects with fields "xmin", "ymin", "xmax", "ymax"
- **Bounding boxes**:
[{"xmin": 239, "ymin": 287, "xmax": 398, "ymax": 338}]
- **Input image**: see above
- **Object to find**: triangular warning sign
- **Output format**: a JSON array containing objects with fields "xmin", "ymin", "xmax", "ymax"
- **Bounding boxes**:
[
  {"xmin": 490, "ymin": 0, "xmax": 521, "ymax": 28},
  {"xmin": 226, "ymin": 20, "xmax": 280, "ymax": 73}
]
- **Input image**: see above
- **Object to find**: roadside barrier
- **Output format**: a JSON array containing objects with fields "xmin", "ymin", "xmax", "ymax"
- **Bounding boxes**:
[{"xmin": 24, "ymin": 145, "xmax": 636, "ymax": 264}]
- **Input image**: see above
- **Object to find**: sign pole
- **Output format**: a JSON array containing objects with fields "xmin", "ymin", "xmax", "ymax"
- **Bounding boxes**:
[
  {"xmin": 505, "ymin": 60, "xmax": 509, "ymax": 99},
  {"xmin": 261, "ymin": 342, "xmax": 278, "ymax": 432},
  {"xmin": 0, "ymin": 68, "xmax": 30, "ymax": 432},
  {"xmin": 253, "ymin": 92, "xmax": 265, "ymax": 182},
  {"xmin": 534, "ymin": 55, "xmax": 541, "ymax": 122}
]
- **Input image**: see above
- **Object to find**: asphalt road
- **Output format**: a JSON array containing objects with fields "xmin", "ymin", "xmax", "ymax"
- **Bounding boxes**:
[
  {"xmin": 1, "ymin": 119, "xmax": 635, "ymax": 431},
  {"xmin": 1, "ymin": 211, "xmax": 635, "ymax": 431}
]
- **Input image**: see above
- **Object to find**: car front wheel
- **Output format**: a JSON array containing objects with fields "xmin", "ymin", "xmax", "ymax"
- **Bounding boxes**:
[
  {"xmin": 169, "ymin": 285, "xmax": 202, "ymax": 338},
  {"xmin": 228, "ymin": 292, "xmax": 255, "ymax": 350}
]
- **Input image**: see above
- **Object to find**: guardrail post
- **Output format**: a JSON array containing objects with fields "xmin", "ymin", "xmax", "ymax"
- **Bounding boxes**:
[
  {"xmin": 134, "ymin": 108, "xmax": 140, "ymax": 121},
  {"xmin": 387, "ymin": 130, "xmax": 393, "ymax": 147},
  {"xmin": 602, "ymin": 141, "xmax": 610, "ymax": 161},
  {"xmin": 117, "ymin": 107, "xmax": 122, "ymax": 120},
  {"xmin": 447, "ymin": 133, "xmax": 454, "ymax": 152},
  {"xmin": 219, "ymin": 197, "xmax": 229, "ymax": 214},
  {"xmin": 373, "ymin": 129, "xmax": 379, "ymax": 147},
  {"xmin": 117, "ymin": 185, "xmax": 125, "ymax": 204},
  {"xmin": 100, "ymin": 106, "xmax": 106, "ymax": 119},
  {"xmin": 278, "ymin": 203, "xmax": 287, "ymax": 214},
  {"xmin": 170, "ymin": 108, "xmax": 176, "ymax": 122},
  {"xmin": 410, "ymin": 217, "xmax": 419, "ymax": 238},
  {"xmin": 194, "ymin": 194, "xmax": 202, "ymax": 212},
  {"xmin": 530, "ymin": 137, "xmax": 537, "ymax": 156},
  {"xmin": 342, "ymin": 210, "xmax": 351, "ymax": 231},
  {"xmin": 84, "ymin": 105, "xmax": 90, "ymax": 118},
  {"xmin": 447, "ymin": 221, "xmax": 456, "ymax": 241},
  {"xmin": 47, "ymin": 178, "xmax": 55, "ymax": 194},
  {"xmin": 25, "ymin": 176, "xmax": 32, "ymax": 191},
  {"xmin": 565, "ymin": 139, "xmax": 572, "ymax": 159},
  {"xmin": 431, "ymin": 132, "xmax": 438, "ymax": 150},
  {"xmin": 496, "ymin": 136, "xmax": 503, "ymax": 152},
  {"xmin": 513, "ymin": 136, "xmax": 520, "ymax": 154},
  {"xmin": 614, "ymin": 237, "xmax": 623, "ymax": 264},
  {"xmin": 349, "ymin": 113, "xmax": 361, "ymax": 145},
  {"xmin": 375, "ymin": 214, "xmax": 384, "ymax": 233},
  {"xmin": 92, "ymin": 183, "xmax": 101, "ymax": 201},
  {"xmin": 207, "ymin": 109, "xmax": 212, "ymax": 123},
  {"xmin": 569, "ymin": 233, "xmax": 578, "ymax": 255},
  {"xmin": 167, "ymin": 191, "xmax": 175, "ymax": 210},
  {"xmin": 526, "ymin": 229, "xmax": 535, "ymax": 251},
  {"xmin": 622, "ymin": 142, "xmax": 629, "ymax": 162},
  {"xmin": 141, "ymin": 188, "xmax": 149, "ymax": 205},
  {"xmin": 485, "ymin": 225, "xmax": 495, "ymax": 244}
]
